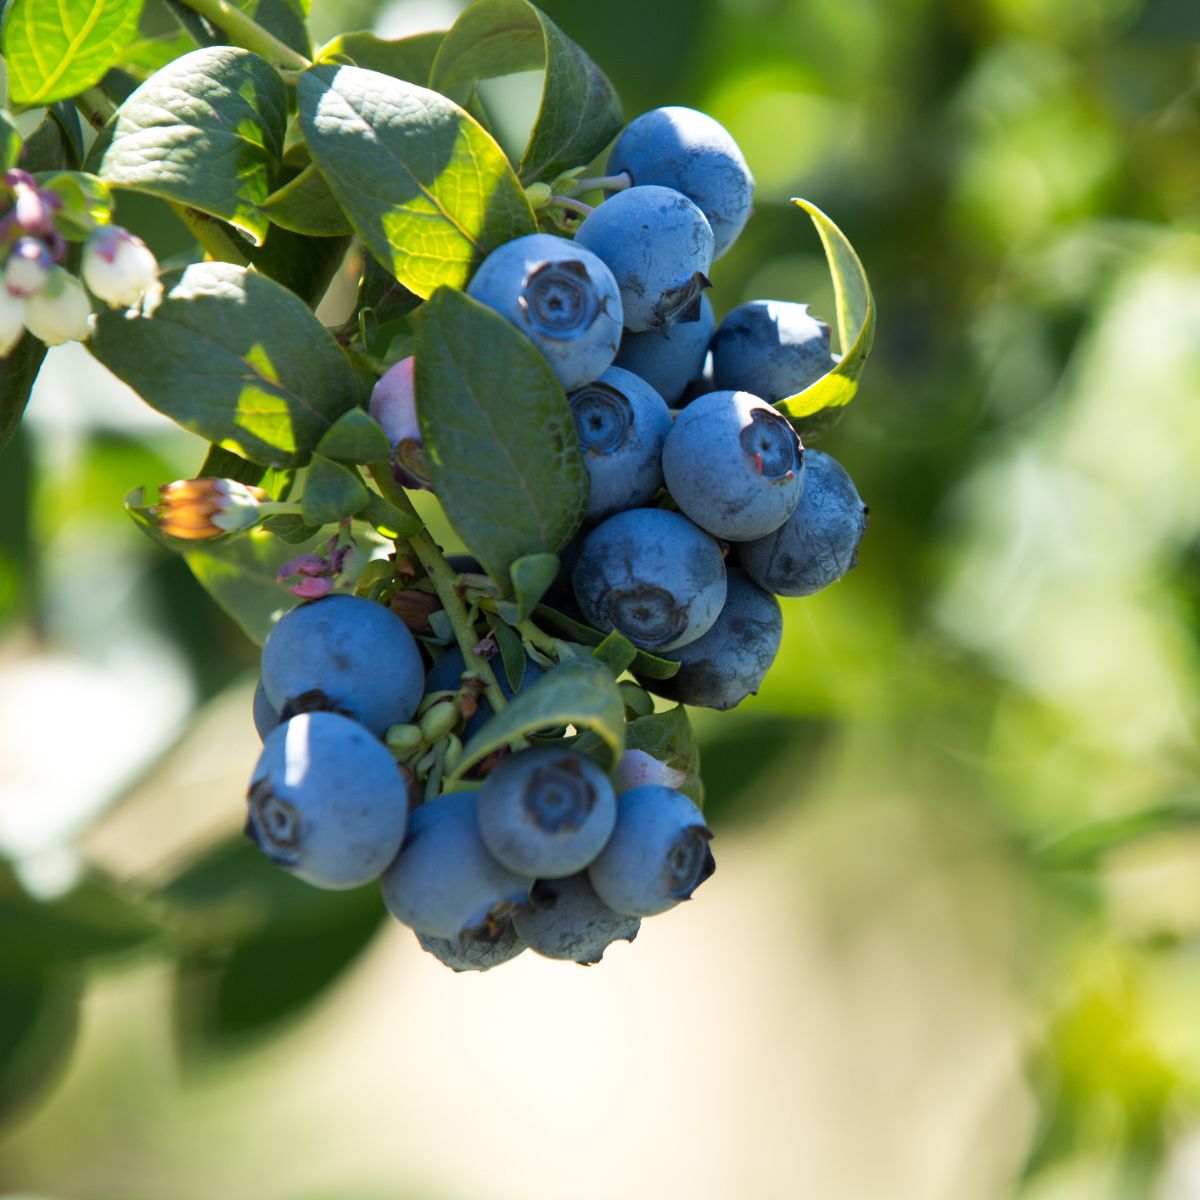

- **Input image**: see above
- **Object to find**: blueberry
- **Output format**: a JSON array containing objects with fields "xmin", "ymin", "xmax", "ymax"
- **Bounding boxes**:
[
  {"xmin": 261, "ymin": 594, "xmax": 425, "ymax": 737},
  {"xmin": 424, "ymin": 646, "xmax": 544, "ymax": 739},
  {"xmin": 571, "ymin": 508, "xmax": 726, "ymax": 651},
  {"xmin": 644, "ymin": 567, "xmax": 782, "ymax": 710},
  {"xmin": 476, "ymin": 747, "xmax": 617, "ymax": 878},
  {"xmin": 573, "ymin": 186, "xmax": 714, "ymax": 333},
  {"xmin": 711, "ymin": 300, "xmax": 836, "ymax": 403},
  {"xmin": 737, "ymin": 449, "xmax": 868, "ymax": 596},
  {"xmin": 607, "ymin": 107, "xmax": 754, "ymax": 259},
  {"xmin": 512, "ymin": 873, "xmax": 640, "ymax": 964},
  {"xmin": 662, "ymin": 389, "xmax": 804, "ymax": 541},
  {"xmin": 252, "ymin": 679, "xmax": 280, "ymax": 742},
  {"xmin": 613, "ymin": 748, "xmax": 687, "ymax": 792},
  {"xmin": 246, "ymin": 711, "xmax": 411, "ymax": 889},
  {"xmin": 587, "ymin": 786, "xmax": 715, "ymax": 917},
  {"xmin": 368, "ymin": 356, "xmax": 429, "ymax": 489},
  {"xmin": 569, "ymin": 366, "xmax": 672, "ymax": 522},
  {"xmin": 466, "ymin": 232, "xmax": 622, "ymax": 391},
  {"xmin": 415, "ymin": 920, "xmax": 527, "ymax": 972},
  {"xmin": 380, "ymin": 792, "xmax": 534, "ymax": 938},
  {"xmin": 614, "ymin": 293, "xmax": 714, "ymax": 406}
]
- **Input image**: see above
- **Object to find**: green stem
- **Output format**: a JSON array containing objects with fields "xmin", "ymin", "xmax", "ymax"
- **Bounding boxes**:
[
  {"xmin": 367, "ymin": 462, "xmax": 508, "ymax": 716},
  {"xmin": 76, "ymin": 88, "xmax": 116, "ymax": 130},
  {"xmin": 174, "ymin": 0, "xmax": 311, "ymax": 70},
  {"xmin": 548, "ymin": 195, "xmax": 593, "ymax": 221},
  {"xmin": 516, "ymin": 619, "xmax": 559, "ymax": 658},
  {"xmin": 573, "ymin": 172, "xmax": 631, "ymax": 193}
]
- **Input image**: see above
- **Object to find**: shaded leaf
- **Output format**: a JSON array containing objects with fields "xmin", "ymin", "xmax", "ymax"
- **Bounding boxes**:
[
  {"xmin": 449, "ymin": 657, "xmax": 625, "ymax": 778},
  {"xmin": 358, "ymin": 490, "xmax": 423, "ymax": 540},
  {"xmin": 297, "ymin": 63, "xmax": 535, "ymax": 297},
  {"xmin": 300, "ymin": 454, "xmax": 368, "ymax": 525},
  {"xmin": 0, "ymin": 973, "xmax": 81, "ymax": 1123},
  {"xmin": 534, "ymin": 603, "xmax": 679, "ymax": 679},
  {"xmin": 592, "ymin": 630, "xmax": 636, "ymax": 678},
  {"xmin": 89, "ymin": 262, "xmax": 356, "ymax": 467},
  {"xmin": 263, "ymin": 163, "xmax": 353, "ymax": 237},
  {"xmin": 775, "ymin": 198, "xmax": 876, "ymax": 428},
  {"xmin": 414, "ymin": 287, "xmax": 586, "ymax": 582},
  {"xmin": 244, "ymin": 222, "xmax": 350, "ymax": 308},
  {"xmin": 317, "ymin": 408, "xmax": 391, "ymax": 464},
  {"xmin": 624, "ymin": 705, "xmax": 703, "ymax": 808},
  {"xmin": 2, "ymin": 0, "xmax": 145, "ymax": 107},
  {"xmin": 317, "ymin": 28, "xmax": 443, "ymax": 82},
  {"xmin": 494, "ymin": 620, "xmax": 526, "ymax": 692},
  {"xmin": 508, "ymin": 552, "xmax": 558, "ymax": 621},
  {"xmin": 96, "ymin": 46, "xmax": 287, "ymax": 245},
  {"xmin": 0, "ymin": 334, "xmax": 46, "ymax": 456},
  {"xmin": 0, "ymin": 108, "xmax": 20, "ymax": 169},
  {"xmin": 430, "ymin": 0, "xmax": 623, "ymax": 184}
]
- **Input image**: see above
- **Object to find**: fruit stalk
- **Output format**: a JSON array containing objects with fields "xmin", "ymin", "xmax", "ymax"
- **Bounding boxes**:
[{"xmin": 174, "ymin": 0, "xmax": 312, "ymax": 71}]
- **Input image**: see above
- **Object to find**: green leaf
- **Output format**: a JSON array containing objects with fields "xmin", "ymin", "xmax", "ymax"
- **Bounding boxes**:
[
  {"xmin": 186, "ymin": 529, "xmax": 326, "ymax": 646},
  {"xmin": 243, "ymin": 223, "xmax": 350, "ymax": 309},
  {"xmin": 261, "ymin": 512, "xmax": 321, "ymax": 543},
  {"xmin": 775, "ymin": 198, "xmax": 876, "ymax": 428},
  {"xmin": 1035, "ymin": 804, "xmax": 1200, "ymax": 871},
  {"xmin": 316, "ymin": 408, "xmax": 392, "ymax": 465},
  {"xmin": 262, "ymin": 163, "xmax": 353, "ymax": 237},
  {"xmin": 89, "ymin": 262, "xmax": 357, "ymax": 468},
  {"xmin": 300, "ymin": 454, "xmax": 368, "ymax": 525},
  {"xmin": 1, "ymin": 0, "xmax": 145, "ymax": 107},
  {"xmin": 0, "ymin": 864, "xmax": 162, "ymax": 974},
  {"xmin": 358, "ymin": 490, "xmax": 423, "ymax": 540},
  {"xmin": 317, "ymin": 29, "xmax": 443, "ymax": 82},
  {"xmin": 118, "ymin": 30, "xmax": 197, "ymax": 75},
  {"xmin": 0, "ymin": 973, "xmax": 81, "ymax": 1122},
  {"xmin": 430, "ymin": 0, "xmax": 623, "ymax": 184},
  {"xmin": 162, "ymin": 839, "xmax": 383, "ymax": 1051},
  {"xmin": 494, "ymin": 620, "xmax": 527, "ymax": 692},
  {"xmin": 0, "ymin": 109, "xmax": 21, "ymax": 169},
  {"xmin": 624, "ymin": 705, "xmax": 704, "ymax": 808},
  {"xmin": 0, "ymin": 334, "xmax": 46, "ymax": 456},
  {"xmin": 592, "ymin": 630, "xmax": 637, "ymax": 677},
  {"xmin": 449, "ymin": 657, "xmax": 625, "ymax": 779},
  {"xmin": 414, "ymin": 288, "xmax": 586, "ymax": 582},
  {"xmin": 96, "ymin": 46, "xmax": 287, "ymax": 246},
  {"xmin": 534, "ymin": 603, "xmax": 680, "ymax": 680},
  {"xmin": 37, "ymin": 170, "xmax": 114, "ymax": 238},
  {"xmin": 508, "ymin": 552, "xmax": 558, "ymax": 621},
  {"xmin": 297, "ymin": 63, "xmax": 536, "ymax": 297},
  {"xmin": 17, "ymin": 109, "xmax": 76, "ymax": 173}
]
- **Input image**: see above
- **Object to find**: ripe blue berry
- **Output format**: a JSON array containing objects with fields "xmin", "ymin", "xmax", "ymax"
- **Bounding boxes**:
[
  {"xmin": 512, "ymin": 874, "xmax": 640, "ymax": 964},
  {"xmin": 573, "ymin": 186, "xmax": 714, "ymax": 333},
  {"xmin": 572, "ymin": 508, "xmax": 727, "ymax": 651},
  {"xmin": 260, "ymin": 594, "xmax": 425, "ymax": 737},
  {"xmin": 588, "ymin": 786, "xmax": 715, "ymax": 917},
  {"xmin": 662, "ymin": 389, "xmax": 804, "ymax": 541},
  {"xmin": 415, "ymin": 920, "xmax": 527, "ymax": 972},
  {"xmin": 607, "ymin": 107, "xmax": 754, "ymax": 259},
  {"xmin": 646, "ymin": 567, "xmax": 782, "ymax": 710},
  {"xmin": 614, "ymin": 293, "xmax": 714, "ymax": 406},
  {"xmin": 246, "ymin": 711, "xmax": 411, "ymax": 889},
  {"xmin": 466, "ymin": 232, "xmax": 622, "ymax": 391},
  {"xmin": 252, "ymin": 679, "xmax": 280, "ymax": 742},
  {"xmin": 711, "ymin": 300, "xmax": 836, "ymax": 402},
  {"xmin": 380, "ymin": 792, "xmax": 534, "ymax": 939},
  {"xmin": 737, "ymin": 449, "xmax": 868, "ymax": 596},
  {"xmin": 569, "ymin": 366, "xmax": 672, "ymax": 522},
  {"xmin": 476, "ymin": 748, "xmax": 617, "ymax": 878}
]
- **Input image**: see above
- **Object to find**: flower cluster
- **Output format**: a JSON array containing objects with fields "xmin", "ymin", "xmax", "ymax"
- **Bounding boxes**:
[{"xmin": 1, "ymin": 169, "xmax": 160, "ymax": 357}]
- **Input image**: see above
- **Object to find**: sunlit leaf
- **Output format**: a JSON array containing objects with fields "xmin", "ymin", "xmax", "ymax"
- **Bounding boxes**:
[
  {"xmin": 775, "ymin": 198, "xmax": 876, "ymax": 428},
  {"xmin": 1, "ymin": 0, "xmax": 145, "ymax": 107}
]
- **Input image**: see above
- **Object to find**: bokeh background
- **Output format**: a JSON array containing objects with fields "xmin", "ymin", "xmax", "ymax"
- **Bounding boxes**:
[{"xmin": 2, "ymin": 0, "xmax": 1199, "ymax": 1196}]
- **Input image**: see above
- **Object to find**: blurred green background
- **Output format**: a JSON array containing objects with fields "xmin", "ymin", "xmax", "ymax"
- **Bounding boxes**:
[{"xmin": 1, "ymin": 0, "xmax": 1199, "ymax": 1197}]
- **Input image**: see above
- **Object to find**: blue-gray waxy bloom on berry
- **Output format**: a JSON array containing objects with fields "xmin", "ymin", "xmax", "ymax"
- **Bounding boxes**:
[
  {"xmin": 513, "ymin": 873, "xmax": 640, "ymax": 965},
  {"xmin": 246, "ymin": 711, "xmax": 411, "ymax": 889},
  {"xmin": 711, "ymin": 300, "xmax": 837, "ymax": 403}
]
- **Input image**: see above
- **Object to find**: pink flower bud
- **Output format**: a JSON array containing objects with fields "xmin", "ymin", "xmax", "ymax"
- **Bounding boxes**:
[
  {"xmin": 290, "ymin": 576, "xmax": 332, "ymax": 600},
  {"xmin": 82, "ymin": 225, "xmax": 159, "ymax": 307},
  {"xmin": 23, "ymin": 268, "xmax": 91, "ymax": 346},
  {"xmin": 277, "ymin": 554, "xmax": 329, "ymax": 581}
]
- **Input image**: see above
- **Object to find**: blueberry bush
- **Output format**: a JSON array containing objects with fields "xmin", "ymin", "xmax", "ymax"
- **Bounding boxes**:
[{"xmin": 0, "ymin": 0, "xmax": 873, "ymax": 976}]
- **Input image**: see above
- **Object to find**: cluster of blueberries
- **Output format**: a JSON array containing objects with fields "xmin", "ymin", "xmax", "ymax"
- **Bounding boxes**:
[
  {"xmin": 250, "ymin": 594, "xmax": 713, "ymax": 968},
  {"xmin": 243, "ymin": 105, "xmax": 867, "ymax": 971}
]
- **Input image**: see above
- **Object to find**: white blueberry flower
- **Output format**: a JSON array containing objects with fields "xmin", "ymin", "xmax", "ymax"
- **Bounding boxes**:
[
  {"xmin": 4, "ymin": 237, "xmax": 52, "ymax": 297},
  {"xmin": 81, "ymin": 225, "xmax": 159, "ymax": 307},
  {"xmin": 23, "ymin": 268, "xmax": 92, "ymax": 346},
  {"xmin": 0, "ymin": 285, "xmax": 26, "ymax": 357}
]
